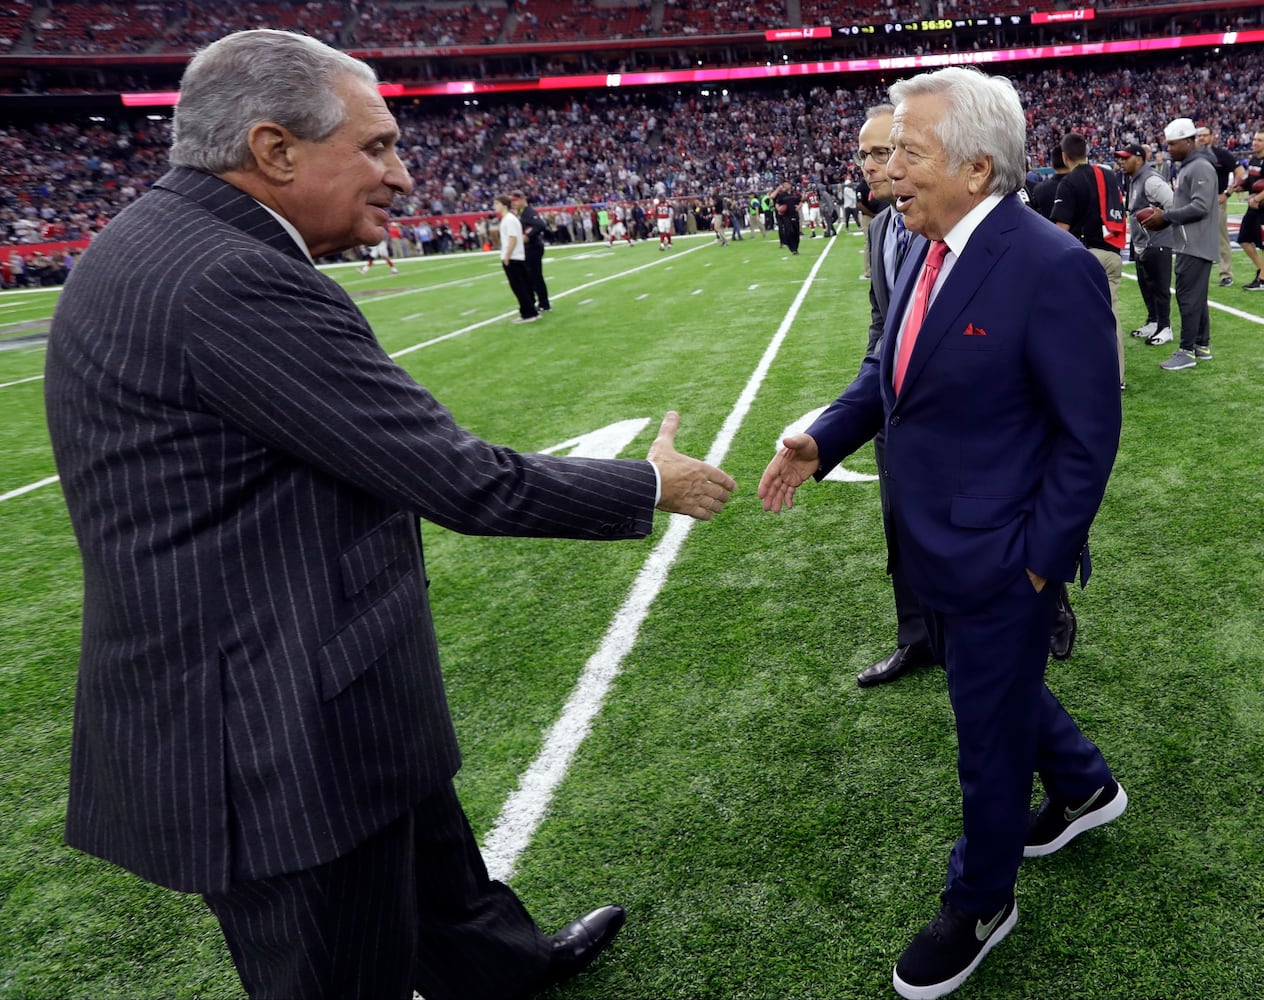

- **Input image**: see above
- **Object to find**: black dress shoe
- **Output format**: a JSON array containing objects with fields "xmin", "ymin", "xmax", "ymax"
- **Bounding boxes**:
[
  {"xmin": 1049, "ymin": 583, "xmax": 1077, "ymax": 661},
  {"xmin": 537, "ymin": 904, "xmax": 626, "ymax": 991},
  {"xmin": 857, "ymin": 644, "xmax": 935, "ymax": 688}
]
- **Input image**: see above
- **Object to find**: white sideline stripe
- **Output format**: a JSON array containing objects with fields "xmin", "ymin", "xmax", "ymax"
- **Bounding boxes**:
[
  {"xmin": 0, "ymin": 475, "xmax": 59, "ymax": 503},
  {"xmin": 482, "ymin": 235, "xmax": 839, "ymax": 881},
  {"xmin": 0, "ymin": 374, "xmax": 44, "ymax": 388},
  {"xmin": 389, "ymin": 243, "xmax": 709, "ymax": 359},
  {"xmin": 1121, "ymin": 271, "xmax": 1264, "ymax": 325}
]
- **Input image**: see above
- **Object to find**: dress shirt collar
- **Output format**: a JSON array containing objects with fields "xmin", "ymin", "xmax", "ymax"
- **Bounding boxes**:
[
  {"xmin": 940, "ymin": 193, "xmax": 1003, "ymax": 258},
  {"xmin": 253, "ymin": 200, "xmax": 315, "ymax": 264}
]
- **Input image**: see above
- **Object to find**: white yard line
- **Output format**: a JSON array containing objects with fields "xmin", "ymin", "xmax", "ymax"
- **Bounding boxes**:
[
  {"xmin": 481, "ymin": 236, "xmax": 840, "ymax": 880},
  {"xmin": 389, "ymin": 242, "xmax": 710, "ymax": 359},
  {"xmin": 0, "ymin": 475, "xmax": 59, "ymax": 503}
]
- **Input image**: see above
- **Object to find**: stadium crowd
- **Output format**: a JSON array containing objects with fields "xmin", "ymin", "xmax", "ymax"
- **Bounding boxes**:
[
  {"xmin": 2, "ymin": 0, "xmax": 1252, "ymax": 56},
  {"xmin": 2, "ymin": 49, "xmax": 1263, "ymax": 268}
]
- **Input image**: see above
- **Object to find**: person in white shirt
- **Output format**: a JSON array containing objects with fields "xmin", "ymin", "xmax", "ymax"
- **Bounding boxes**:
[{"xmin": 494, "ymin": 194, "xmax": 538, "ymax": 323}]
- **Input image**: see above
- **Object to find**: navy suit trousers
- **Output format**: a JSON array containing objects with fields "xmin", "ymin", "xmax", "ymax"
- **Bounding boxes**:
[{"xmin": 924, "ymin": 572, "xmax": 1114, "ymax": 915}]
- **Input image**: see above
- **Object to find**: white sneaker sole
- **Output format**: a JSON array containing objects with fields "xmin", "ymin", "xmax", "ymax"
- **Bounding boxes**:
[
  {"xmin": 1024, "ymin": 783, "xmax": 1128, "ymax": 858},
  {"xmin": 892, "ymin": 903, "xmax": 1017, "ymax": 1000}
]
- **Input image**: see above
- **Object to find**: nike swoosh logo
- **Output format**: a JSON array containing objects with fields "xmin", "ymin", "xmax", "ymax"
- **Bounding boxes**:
[
  {"xmin": 975, "ymin": 906, "xmax": 1007, "ymax": 942},
  {"xmin": 1063, "ymin": 786, "xmax": 1104, "ymax": 822}
]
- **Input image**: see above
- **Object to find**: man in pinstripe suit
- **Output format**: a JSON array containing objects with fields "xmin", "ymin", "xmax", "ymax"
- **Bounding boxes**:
[{"xmin": 44, "ymin": 29, "xmax": 736, "ymax": 1000}]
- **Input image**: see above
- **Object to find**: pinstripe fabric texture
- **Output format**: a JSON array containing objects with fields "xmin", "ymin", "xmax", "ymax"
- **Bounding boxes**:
[
  {"xmin": 45, "ymin": 168, "xmax": 658, "ymax": 894},
  {"xmin": 204, "ymin": 784, "xmax": 550, "ymax": 1000}
]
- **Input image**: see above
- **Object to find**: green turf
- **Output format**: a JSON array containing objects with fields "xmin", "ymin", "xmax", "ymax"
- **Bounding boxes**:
[{"xmin": 2, "ymin": 228, "xmax": 1262, "ymax": 998}]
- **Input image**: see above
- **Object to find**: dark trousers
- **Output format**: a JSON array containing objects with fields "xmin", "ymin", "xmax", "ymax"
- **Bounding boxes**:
[
  {"xmin": 925, "ymin": 575, "xmax": 1114, "ymax": 916},
  {"xmin": 1135, "ymin": 245, "xmax": 1172, "ymax": 329},
  {"xmin": 778, "ymin": 216, "xmax": 801, "ymax": 252},
  {"xmin": 524, "ymin": 242, "xmax": 550, "ymax": 310},
  {"xmin": 876, "ymin": 436, "xmax": 929, "ymax": 650},
  {"xmin": 1174, "ymin": 253, "xmax": 1211, "ymax": 351},
  {"xmin": 503, "ymin": 260, "xmax": 538, "ymax": 319},
  {"xmin": 204, "ymin": 782, "xmax": 551, "ymax": 1000}
]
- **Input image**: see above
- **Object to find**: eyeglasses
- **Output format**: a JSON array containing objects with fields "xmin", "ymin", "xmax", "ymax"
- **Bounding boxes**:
[{"xmin": 855, "ymin": 146, "xmax": 893, "ymax": 165}]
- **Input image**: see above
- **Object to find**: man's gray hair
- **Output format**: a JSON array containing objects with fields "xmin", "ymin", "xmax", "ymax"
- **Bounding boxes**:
[
  {"xmin": 889, "ymin": 67, "xmax": 1027, "ymax": 196},
  {"xmin": 169, "ymin": 29, "xmax": 379, "ymax": 174},
  {"xmin": 865, "ymin": 103, "xmax": 895, "ymax": 120}
]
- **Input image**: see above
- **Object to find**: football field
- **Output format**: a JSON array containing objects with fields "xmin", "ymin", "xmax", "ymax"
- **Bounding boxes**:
[{"xmin": 2, "ymin": 226, "xmax": 1263, "ymax": 998}]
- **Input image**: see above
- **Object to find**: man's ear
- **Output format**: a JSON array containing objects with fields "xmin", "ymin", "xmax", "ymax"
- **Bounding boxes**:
[
  {"xmin": 245, "ymin": 122, "xmax": 296, "ymax": 182},
  {"xmin": 966, "ymin": 155, "xmax": 994, "ymax": 195}
]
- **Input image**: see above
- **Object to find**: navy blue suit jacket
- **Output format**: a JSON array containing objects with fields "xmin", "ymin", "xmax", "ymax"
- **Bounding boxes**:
[{"xmin": 807, "ymin": 194, "xmax": 1121, "ymax": 615}]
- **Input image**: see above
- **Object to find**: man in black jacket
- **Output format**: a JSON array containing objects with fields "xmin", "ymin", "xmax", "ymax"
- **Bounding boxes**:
[
  {"xmin": 512, "ymin": 191, "xmax": 551, "ymax": 313},
  {"xmin": 773, "ymin": 181, "xmax": 802, "ymax": 255}
]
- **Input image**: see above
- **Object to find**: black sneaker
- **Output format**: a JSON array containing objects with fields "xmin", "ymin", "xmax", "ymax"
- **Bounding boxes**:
[
  {"xmin": 1024, "ymin": 780, "xmax": 1127, "ymax": 858},
  {"xmin": 1244, "ymin": 272, "xmax": 1264, "ymax": 290},
  {"xmin": 893, "ymin": 896, "xmax": 1016, "ymax": 1000}
]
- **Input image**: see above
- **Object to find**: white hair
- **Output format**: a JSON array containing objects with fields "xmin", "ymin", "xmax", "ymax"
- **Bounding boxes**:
[
  {"xmin": 889, "ymin": 66, "xmax": 1027, "ymax": 196},
  {"xmin": 169, "ymin": 29, "xmax": 379, "ymax": 174}
]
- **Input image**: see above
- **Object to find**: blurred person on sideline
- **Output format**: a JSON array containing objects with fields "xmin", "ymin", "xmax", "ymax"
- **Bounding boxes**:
[
  {"xmin": 359, "ymin": 234, "xmax": 398, "ymax": 273},
  {"xmin": 43, "ymin": 29, "xmax": 736, "ymax": 1000},
  {"xmin": 511, "ymin": 190, "xmax": 551, "ymax": 313},
  {"xmin": 1051, "ymin": 132, "xmax": 1126, "ymax": 387},
  {"xmin": 1194, "ymin": 124, "xmax": 1239, "ymax": 287},
  {"xmin": 1115, "ymin": 142, "xmax": 1174, "ymax": 345},
  {"xmin": 759, "ymin": 66, "xmax": 1125, "ymax": 1000},
  {"xmin": 1144, "ymin": 118, "xmax": 1218, "ymax": 370},
  {"xmin": 1230, "ymin": 126, "xmax": 1264, "ymax": 290},
  {"xmin": 495, "ymin": 193, "xmax": 537, "ymax": 323},
  {"xmin": 774, "ymin": 180, "xmax": 802, "ymax": 254}
]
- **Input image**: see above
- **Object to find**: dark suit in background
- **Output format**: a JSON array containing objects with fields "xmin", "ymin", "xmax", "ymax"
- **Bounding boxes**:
[
  {"xmin": 513, "ymin": 191, "xmax": 551, "ymax": 312},
  {"xmin": 44, "ymin": 29, "xmax": 734, "ymax": 1000},
  {"xmin": 864, "ymin": 203, "xmax": 932, "ymax": 673}
]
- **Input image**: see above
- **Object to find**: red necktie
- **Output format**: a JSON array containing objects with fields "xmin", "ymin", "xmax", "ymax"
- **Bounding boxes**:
[{"xmin": 893, "ymin": 240, "xmax": 948, "ymax": 395}]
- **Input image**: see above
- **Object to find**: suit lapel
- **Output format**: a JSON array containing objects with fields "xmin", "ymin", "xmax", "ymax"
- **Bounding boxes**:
[
  {"xmin": 885, "ymin": 196, "xmax": 1020, "ymax": 403},
  {"xmin": 154, "ymin": 168, "xmax": 314, "ymax": 265}
]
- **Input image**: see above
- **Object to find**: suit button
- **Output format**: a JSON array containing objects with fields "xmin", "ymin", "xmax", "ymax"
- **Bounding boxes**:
[{"xmin": 890, "ymin": 415, "xmax": 901, "ymax": 426}]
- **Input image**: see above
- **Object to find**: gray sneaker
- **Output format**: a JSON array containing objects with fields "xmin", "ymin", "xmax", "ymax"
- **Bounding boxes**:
[
  {"xmin": 1194, "ymin": 346, "xmax": 1213, "ymax": 360},
  {"xmin": 1160, "ymin": 349, "xmax": 1197, "ymax": 371},
  {"xmin": 1131, "ymin": 321, "xmax": 1157, "ymax": 339}
]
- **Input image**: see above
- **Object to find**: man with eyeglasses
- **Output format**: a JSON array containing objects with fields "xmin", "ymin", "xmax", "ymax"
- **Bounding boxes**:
[{"xmin": 848, "ymin": 104, "xmax": 938, "ymax": 687}]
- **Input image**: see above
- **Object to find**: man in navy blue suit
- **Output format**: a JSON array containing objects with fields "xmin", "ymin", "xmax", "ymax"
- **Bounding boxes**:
[{"xmin": 760, "ymin": 67, "xmax": 1126, "ymax": 999}]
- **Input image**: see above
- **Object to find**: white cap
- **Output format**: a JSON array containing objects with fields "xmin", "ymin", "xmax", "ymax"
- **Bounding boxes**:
[{"xmin": 1164, "ymin": 117, "xmax": 1196, "ymax": 142}]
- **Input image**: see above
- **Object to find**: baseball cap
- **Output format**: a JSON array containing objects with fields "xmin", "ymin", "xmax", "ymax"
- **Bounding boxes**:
[
  {"xmin": 1115, "ymin": 143, "xmax": 1145, "ymax": 159},
  {"xmin": 1164, "ymin": 118, "xmax": 1197, "ymax": 142}
]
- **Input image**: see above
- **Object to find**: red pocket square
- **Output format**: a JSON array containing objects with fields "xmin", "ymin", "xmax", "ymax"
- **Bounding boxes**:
[{"xmin": 963, "ymin": 323, "xmax": 987, "ymax": 336}]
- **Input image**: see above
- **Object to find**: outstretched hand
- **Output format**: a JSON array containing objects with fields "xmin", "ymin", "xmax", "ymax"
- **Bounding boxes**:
[
  {"xmin": 757, "ymin": 433, "xmax": 821, "ymax": 512},
  {"xmin": 647, "ymin": 411, "xmax": 737, "ymax": 521}
]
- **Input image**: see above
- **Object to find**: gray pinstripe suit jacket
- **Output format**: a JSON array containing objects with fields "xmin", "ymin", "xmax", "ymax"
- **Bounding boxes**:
[{"xmin": 45, "ymin": 168, "xmax": 658, "ymax": 894}]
